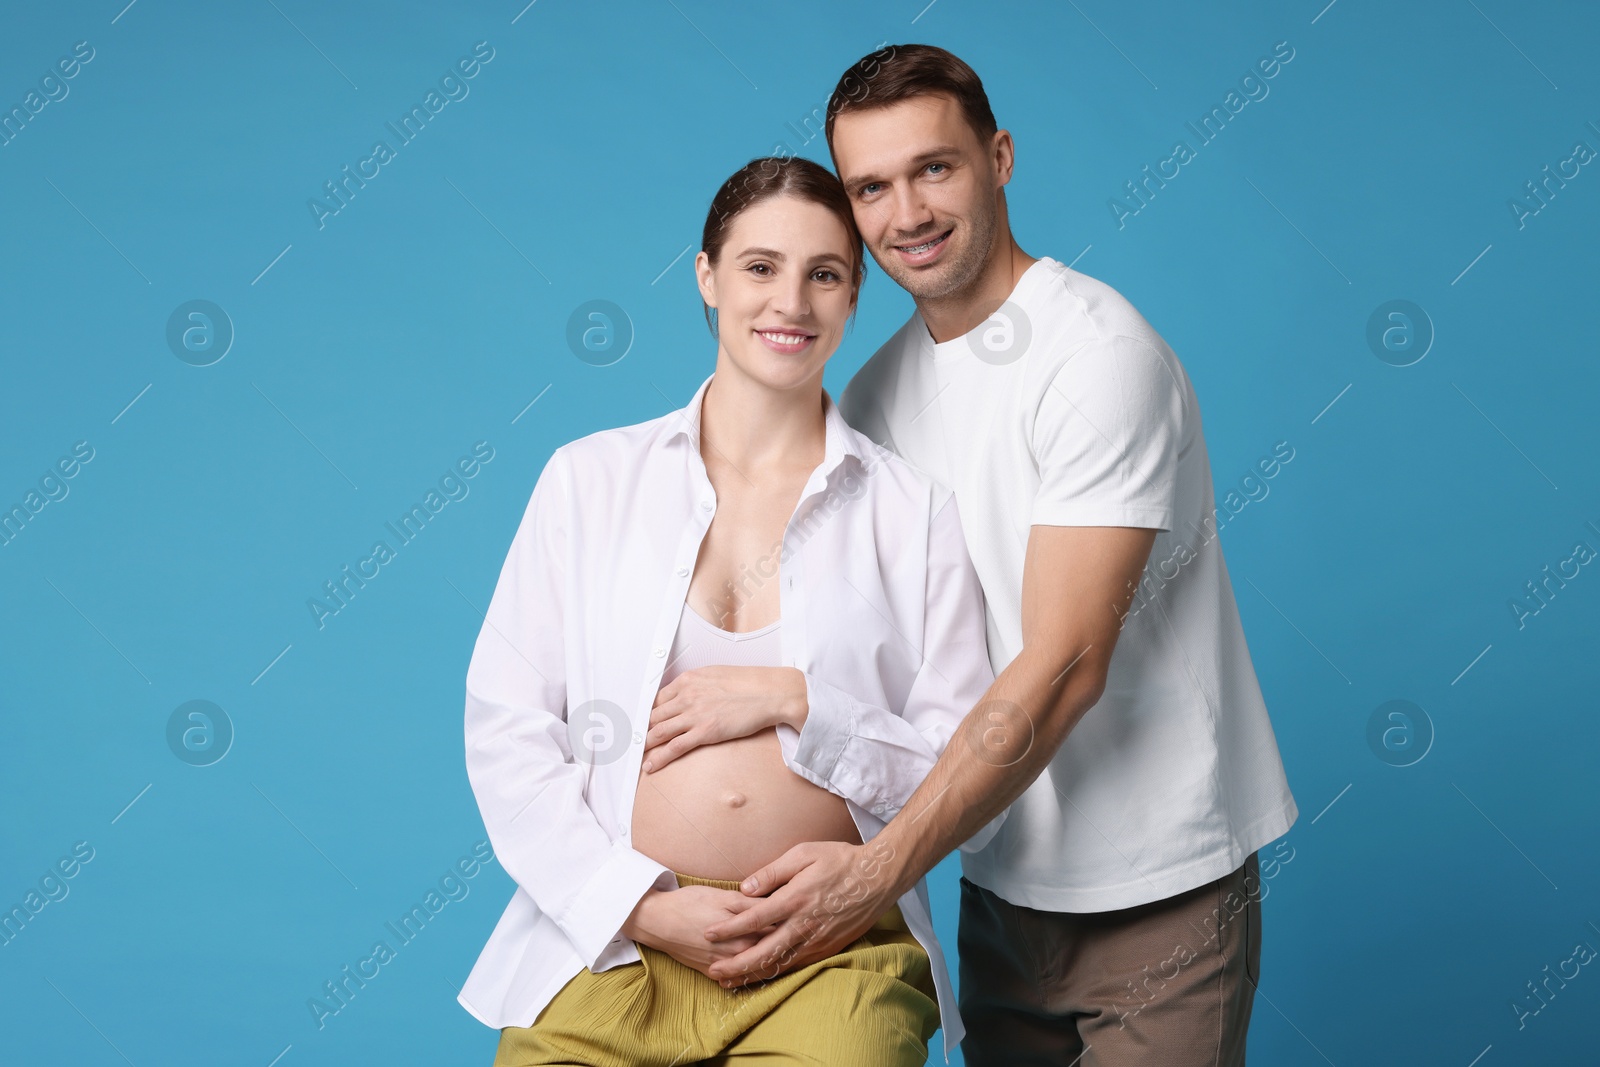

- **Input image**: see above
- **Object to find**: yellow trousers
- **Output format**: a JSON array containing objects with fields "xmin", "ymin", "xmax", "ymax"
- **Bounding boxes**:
[{"xmin": 494, "ymin": 872, "xmax": 940, "ymax": 1066}]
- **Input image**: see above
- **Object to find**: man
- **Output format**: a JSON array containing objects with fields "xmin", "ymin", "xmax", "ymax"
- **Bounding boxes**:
[{"xmin": 703, "ymin": 44, "xmax": 1299, "ymax": 1064}]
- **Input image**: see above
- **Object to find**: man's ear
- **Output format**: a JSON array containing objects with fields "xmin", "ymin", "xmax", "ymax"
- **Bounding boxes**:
[
  {"xmin": 993, "ymin": 129, "xmax": 1016, "ymax": 187},
  {"xmin": 694, "ymin": 251, "xmax": 717, "ymax": 309}
]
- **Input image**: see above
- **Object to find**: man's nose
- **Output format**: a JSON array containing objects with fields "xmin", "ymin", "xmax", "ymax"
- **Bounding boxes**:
[{"xmin": 887, "ymin": 186, "xmax": 936, "ymax": 242}]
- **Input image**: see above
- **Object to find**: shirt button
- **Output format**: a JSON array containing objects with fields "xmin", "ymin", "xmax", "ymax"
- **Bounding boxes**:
[
  {"xmin": 653, "ymin": 648, "xmax": 665, "ymax": 658},
  {"xmin": 700, "ymin": 500, "xmax": 713, "ymax": 511},
  {"xmin": 632, "ymin": 731, "xmax": 643, "ymax": 743},
  {"xmin": 676, "ymin": 566, "xmax": 689, "ymax": 576}
]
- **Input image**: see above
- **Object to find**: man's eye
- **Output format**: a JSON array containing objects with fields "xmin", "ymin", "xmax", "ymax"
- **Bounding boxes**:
[{"xmin": 927, "ymin": 163, "xmax": 947, "ymax": 175}]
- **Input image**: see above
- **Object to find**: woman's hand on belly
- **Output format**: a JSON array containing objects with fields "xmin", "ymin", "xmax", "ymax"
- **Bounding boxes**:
[
  {"xmin": 643, "ymin": 665, "xmax": 807, "ymax": 772},
  {"xmin": 621, "ymin": 885, "xmax": 766, "ymax": 977}
]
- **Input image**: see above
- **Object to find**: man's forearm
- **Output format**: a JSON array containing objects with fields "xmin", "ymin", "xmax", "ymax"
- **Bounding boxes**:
[{"xmin": 874, "ymin": 643, "xmax": 1106, "ymax": 898}]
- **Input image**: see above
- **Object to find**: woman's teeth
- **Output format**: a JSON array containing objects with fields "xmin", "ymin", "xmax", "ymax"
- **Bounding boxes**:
[{"xmin": 759, "ymin": 331, "xmax": 809, "ymax": 344}]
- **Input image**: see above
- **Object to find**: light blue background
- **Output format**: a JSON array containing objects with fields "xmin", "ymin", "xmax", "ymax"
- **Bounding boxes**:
[{"xmin": 3, "ymin": 1, "xmax": 1597, "ymax": 1064}]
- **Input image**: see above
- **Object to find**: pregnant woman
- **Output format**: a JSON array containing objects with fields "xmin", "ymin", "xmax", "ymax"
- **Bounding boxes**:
[{"xmin": 458, "ymin": 156, "xmax": 1000, "ymax": 1066}]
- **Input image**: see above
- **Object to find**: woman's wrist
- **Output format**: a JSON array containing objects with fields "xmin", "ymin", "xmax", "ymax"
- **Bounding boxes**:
[
  {"xmin": 780, "ymin": 667, "xmax": 809, "ymax": 730},
  {"xmin": 620, "ymin": 886, "xmax": 665, "ymax": 946}
]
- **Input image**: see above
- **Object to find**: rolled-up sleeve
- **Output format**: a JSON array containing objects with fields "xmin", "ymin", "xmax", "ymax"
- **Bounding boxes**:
[
  {"xmin": 463, "ymin": 446, "xmax": 674, "ymax": 972},
  {"xmin": 778, "ymin": 488, "xmax": 1008, "ymax": 853}
]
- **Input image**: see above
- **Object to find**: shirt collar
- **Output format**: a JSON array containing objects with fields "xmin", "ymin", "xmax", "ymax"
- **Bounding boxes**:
[
  {"xmin": 661, "ymin": 372, "xmax": 866, "ymax": 479},
  {"xmin": 914, "ymin": 254, "xmax": 1062, "ymax": 351}
]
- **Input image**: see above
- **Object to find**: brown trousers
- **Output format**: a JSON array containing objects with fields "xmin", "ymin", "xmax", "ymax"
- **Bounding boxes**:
[{"xmin": 957, "ymin": 852, "xmax": 1261, "ymax": 1066}]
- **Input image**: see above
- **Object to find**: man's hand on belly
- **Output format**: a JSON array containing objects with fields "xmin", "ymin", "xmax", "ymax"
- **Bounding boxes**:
[
  {"xmin": 700, "ymin": 839, "xmax": 902, "ymax": 988},
  {"xmin": 643, "ymin": 665, "xmax": 807, "ymax": 772}
]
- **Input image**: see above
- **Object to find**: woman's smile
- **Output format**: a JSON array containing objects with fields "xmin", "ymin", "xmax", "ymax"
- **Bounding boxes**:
[{"xmin": 754, "ymin": 326, "xmax": 816, "ymax": 354}]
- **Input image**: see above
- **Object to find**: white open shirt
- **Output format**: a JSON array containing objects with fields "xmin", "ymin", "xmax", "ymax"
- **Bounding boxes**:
[{"xmin": 458, "ymin": 372, "xmax": 1000, "ymax": 1061}]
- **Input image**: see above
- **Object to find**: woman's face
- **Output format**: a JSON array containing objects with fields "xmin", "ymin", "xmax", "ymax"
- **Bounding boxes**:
[{"xmin": 695, "ymin": 193, "xmax": 858, "ymax": 390}]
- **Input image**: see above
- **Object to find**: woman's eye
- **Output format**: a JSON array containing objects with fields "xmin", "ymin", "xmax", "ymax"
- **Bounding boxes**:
[
  {"xmin": 748, "ymin": 263, "xmax": 772, "ymax": 276},
  {"xmin": 814, "ymin": 269, "xmax": 841, "ymax": 283}
]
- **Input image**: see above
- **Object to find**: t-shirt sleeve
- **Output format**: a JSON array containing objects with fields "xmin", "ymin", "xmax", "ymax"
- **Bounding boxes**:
[{"xmin": 1029, "ymin": 334, "xmax": 1185, "ymax": 531}]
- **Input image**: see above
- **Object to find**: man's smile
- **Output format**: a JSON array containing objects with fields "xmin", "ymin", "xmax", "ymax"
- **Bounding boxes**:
[{"xmin": 892, "ymin": 227, "xmax": 954, "ymax": 265}]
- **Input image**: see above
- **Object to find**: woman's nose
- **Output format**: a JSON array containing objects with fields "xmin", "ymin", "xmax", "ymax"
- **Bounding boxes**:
[{"xmin": 770, "ymin": 278, "xmax": 811, "ymax": 317}]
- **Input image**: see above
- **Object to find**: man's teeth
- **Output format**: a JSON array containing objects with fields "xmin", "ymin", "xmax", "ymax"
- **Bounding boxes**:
[{"xmin": 901, "ymin": 234, "xmax": 944, "ymax": 253}]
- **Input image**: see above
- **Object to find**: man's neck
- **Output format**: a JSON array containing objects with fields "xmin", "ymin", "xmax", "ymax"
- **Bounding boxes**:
[{"xmin": 918, "ymin": 240, "xmax": 1039, "ymax": 344}]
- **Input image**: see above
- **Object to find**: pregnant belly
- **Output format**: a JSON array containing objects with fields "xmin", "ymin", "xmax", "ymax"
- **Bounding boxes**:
[{"xmin": 630, "ymin": 727, "xmax": 862, "ymax": 880}]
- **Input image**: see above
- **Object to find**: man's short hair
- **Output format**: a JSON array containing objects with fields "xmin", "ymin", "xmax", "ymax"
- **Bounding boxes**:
[{"xmin": 824, "ymin": 44, "xmax": 998, "ymax": 156}]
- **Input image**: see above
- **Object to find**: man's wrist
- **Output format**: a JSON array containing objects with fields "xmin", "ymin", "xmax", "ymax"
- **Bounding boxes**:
[{"xmin": 867, "ymin": 825, "xmax": 921, "ymax": 901}]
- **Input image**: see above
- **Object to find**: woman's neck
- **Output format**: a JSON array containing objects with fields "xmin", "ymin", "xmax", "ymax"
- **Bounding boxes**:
[{"xmin": 698, "ymin": 365, "xmax": 826, "ymax": 477}]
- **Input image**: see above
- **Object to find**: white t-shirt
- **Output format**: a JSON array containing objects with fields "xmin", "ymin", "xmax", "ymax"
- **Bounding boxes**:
[{"xmin": 839, "ymin": 256, "xmax": 1299, "ymax": 912}]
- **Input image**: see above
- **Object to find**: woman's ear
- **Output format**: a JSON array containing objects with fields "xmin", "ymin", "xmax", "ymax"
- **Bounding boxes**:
[{"xmin": 694, "ymin": 251, "xmax": 717, "ymax": 310}]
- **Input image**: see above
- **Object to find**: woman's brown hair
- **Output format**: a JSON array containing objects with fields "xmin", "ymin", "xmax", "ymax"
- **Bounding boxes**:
[{"xmin": 699, "ymin": 155, "xmax": 866, "ymax": 337}]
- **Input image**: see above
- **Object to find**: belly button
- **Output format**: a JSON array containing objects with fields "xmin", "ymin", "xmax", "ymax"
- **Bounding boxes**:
[{"xmin": 724, "ymin": 791, "xmax": 747, "ymax": 808}]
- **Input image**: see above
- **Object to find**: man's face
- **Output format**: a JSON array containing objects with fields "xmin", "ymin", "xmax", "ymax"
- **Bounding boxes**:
[{"xmin": 831, "ymin": 93, "xmax": 1000, "ymax": 302}]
